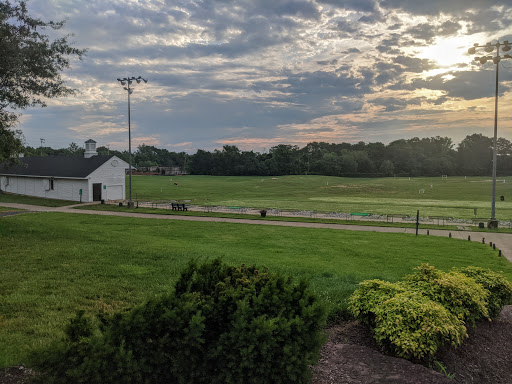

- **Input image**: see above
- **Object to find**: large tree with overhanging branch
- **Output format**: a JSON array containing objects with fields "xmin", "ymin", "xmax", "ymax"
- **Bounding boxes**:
[{"xmin": 0, "ymin": 0, "xmax": 85, "ymax": 163}]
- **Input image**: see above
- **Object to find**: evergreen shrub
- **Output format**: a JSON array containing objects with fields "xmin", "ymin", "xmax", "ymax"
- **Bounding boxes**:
[{"xmin": 30, "ymin": 259, "xmax": 327, "ymax": 384}]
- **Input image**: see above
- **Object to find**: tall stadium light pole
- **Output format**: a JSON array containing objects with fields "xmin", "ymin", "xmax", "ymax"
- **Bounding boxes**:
[
  {"xmin": 468, "ymin": 40, "xmax": 512, "ymax": 228},
  {"xmin": 40, "ymin": 138, "xmax": 45, "ymax": 156},
  {"xmin": 116, "ymin": 76, "xmax": 148, "ymax": 208}
]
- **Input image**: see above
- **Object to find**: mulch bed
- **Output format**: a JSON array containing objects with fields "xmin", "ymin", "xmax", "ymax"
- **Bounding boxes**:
[
  {"xmin": 312, "ymin": 305, "xmax": 512, "ymax": 384},
  {"xmin": 2, "ymin": 306, "xmax": 511, "ymax": 384}
]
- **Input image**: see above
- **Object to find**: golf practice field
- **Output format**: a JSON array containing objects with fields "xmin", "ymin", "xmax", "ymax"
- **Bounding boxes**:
[{"xmin": 129, "ymin": 175, "xmax": 512, "ymax": 220}]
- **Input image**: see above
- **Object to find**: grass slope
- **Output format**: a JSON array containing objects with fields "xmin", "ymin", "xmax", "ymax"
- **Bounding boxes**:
[
  {"xmin": 130, "ymin": 175, "xmax": 512, "ymax": 219},
  {"xmin": 1, "ymin": 212, "xmax": 511, "ymax": 367},
  {"xmin": 0, "ymin": 193, "xmax": 76, "ymax": 207}
]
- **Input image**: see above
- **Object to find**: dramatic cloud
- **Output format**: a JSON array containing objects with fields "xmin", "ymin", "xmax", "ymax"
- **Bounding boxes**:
[{"xmin": 15, "ymin": 0, "xmax": 512, "ymax": 152}]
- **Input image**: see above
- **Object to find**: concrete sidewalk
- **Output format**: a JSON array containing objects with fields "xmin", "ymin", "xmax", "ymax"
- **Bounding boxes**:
[{"xmin": 1, "ymin": 202, "xmax": 511, "ymax": 263}]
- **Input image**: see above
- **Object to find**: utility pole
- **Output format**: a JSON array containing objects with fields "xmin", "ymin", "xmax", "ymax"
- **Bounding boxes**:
[
  {"xmin": 116, "ymin": 76, "xmax": 148, "ymax": 208},
  {"xmin": 40, "ymin": 138, "xmax": 45, "ymax": 156},
  {"xmin": 467, "ymin": 40, "xmax": 511, "ymax": 228}
]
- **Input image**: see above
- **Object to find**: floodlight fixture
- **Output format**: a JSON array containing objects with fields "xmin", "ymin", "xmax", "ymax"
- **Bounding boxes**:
[
  {"xmin": 116, "ymin": 75, "xmax": 148, "ymax": 208},
  {"xmin": 467, "ymin": 40, "xmax": 512, "ymax": 227},
  {"xmin": 484, "ymin": 42, "xmax": 495, "ymax": 52}
]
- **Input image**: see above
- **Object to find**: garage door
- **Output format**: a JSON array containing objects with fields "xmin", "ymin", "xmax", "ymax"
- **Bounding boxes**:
[{"xmin": 106, "ymin": 185, "xmax": 123, "ymax": 200}]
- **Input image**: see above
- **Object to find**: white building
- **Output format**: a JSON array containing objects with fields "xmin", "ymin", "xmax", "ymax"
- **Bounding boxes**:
[{"xmin": 0, "ymin": 140, "xmax": 129, "ymax": 202}]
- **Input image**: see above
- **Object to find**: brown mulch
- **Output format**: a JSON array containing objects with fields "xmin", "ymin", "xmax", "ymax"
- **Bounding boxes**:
[
  {"xmin": 2, "ymin": 306, "xmax": 511, "ymax": 384},
  {"xmin": 312, "ymin": 305, "xmax": 512, "ymax": 384}
]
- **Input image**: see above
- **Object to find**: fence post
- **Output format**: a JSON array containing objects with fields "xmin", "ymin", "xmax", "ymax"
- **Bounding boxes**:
[{"xmin": 415, "ymin": 210, "xmax": 419, "ymax": 236}]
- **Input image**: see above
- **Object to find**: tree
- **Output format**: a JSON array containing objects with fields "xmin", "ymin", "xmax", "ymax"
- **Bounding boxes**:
[
  {"xmin": 66, "ymin": 142, "xmax": 84, "ymax": 156},
  {"xmin": 0, "ymin": 0, "xmax": 85, "ymax": 163},
  {"xmin": 457, "ymin": 134, "xmax": 492, "ymax": 176}
]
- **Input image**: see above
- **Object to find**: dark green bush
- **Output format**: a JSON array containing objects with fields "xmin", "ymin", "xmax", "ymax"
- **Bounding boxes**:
[
  {"xmin": 404, "ymin": 264, "xmax": 489, "ymax": 325},
  {"xmin": 454, "ymin": 266, "xmax": 512, "ymax": 318},
  {"xmin": 30, "ymin": 259, "xmax": 327, "ymax": 384},
  {"xmin": 373, "ymin": 291, "xmax": 467, "ymax": 359}
]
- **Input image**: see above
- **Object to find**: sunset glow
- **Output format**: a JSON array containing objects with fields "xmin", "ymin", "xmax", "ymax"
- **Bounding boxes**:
[{"xmin": 17, "ymin": 1, "xmax": 512, "ymax": 152}]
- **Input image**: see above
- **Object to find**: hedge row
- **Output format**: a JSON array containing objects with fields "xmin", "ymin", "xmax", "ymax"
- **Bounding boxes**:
[
  {"xmin": 30, "ymin": 259, "xmax": 327, "ymax": 384},
  {"xmin": 349, "ymin": 264, "xmax": 512, "ymax": 360}
]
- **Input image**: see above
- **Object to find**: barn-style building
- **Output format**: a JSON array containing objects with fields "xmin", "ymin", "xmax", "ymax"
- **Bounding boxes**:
[{"xmin": 0, "ymin": 140, "xmax": 128, "ymax": 202}]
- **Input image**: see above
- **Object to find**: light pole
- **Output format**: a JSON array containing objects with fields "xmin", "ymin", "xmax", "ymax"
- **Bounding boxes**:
[
  {"xmin": 117, "ymin": 76, "xmax": 147, "ymax": 208},
  {"xmin": 468, "ymin": 40, "xmax": 511, "ymax": 228},
  {"xmin": 40, "ymin": 138, "xmax": 45, "ymax": 156}
]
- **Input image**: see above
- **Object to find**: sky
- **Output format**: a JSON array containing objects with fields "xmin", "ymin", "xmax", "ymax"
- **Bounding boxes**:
[{"xmin": 18, "ymin": 0, "xmax": 512, "ymax": 153}]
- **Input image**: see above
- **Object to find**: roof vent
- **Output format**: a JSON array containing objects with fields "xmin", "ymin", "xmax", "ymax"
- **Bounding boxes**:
[{"xmin": 84, "ymin": 139, "xmax": 98, "ymax": 158}]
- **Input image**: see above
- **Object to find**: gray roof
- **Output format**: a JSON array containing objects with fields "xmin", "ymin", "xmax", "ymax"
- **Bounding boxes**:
[{"xmin": 0, "ymin": 156, "xmax": 120, "ymax": 178}]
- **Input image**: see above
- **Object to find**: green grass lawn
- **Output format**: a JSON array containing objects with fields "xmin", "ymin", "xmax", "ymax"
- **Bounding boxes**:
[
  {"xmin": 0, "ymin": 206, "xmax": 22, "ymax": 212},
  {"xmin": 130, "ymin": 175, "xmax": 512, "ymax": 220},
  {"xmin": 1, "ymin": 212, "xmax": 511, "ymax": 367},
  {"xmin": 0, "ymin": 193, "xmax": 77, "ymax": 207}
]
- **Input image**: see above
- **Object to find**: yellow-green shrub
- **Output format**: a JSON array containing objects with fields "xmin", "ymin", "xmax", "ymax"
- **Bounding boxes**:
[
  {"xmin": 373, "ymin": 292, "xmax": 467, "ymax": 359},
  {"xmin": 454, "ymin": 266, "xmax": 512, "ymax": 318},
  {"xmin": 404, "ymin": 264, "xmax": 489, "ymax": 325},
  {"xmin": 348, "ymin": 279, "xmax": 405, "ymax": 326},
  {"xmin": 349, "ymin": 264, "xmax": 512, "ymax": 361}
]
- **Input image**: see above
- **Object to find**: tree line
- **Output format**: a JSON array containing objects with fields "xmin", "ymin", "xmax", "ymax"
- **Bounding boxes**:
[{"xmin": 24, "ymin": 133, "xmax": 512, "ymax": 177}]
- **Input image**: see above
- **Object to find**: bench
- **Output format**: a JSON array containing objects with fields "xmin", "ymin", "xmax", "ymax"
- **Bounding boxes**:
[{"xmin": 171, "ymin": 203, "xmax": 187, "ymax": 211}]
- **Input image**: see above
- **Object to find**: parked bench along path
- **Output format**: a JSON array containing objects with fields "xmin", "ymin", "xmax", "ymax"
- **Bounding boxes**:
[{"xmin": 171, "ymin": 202, "xmax": 188, "ymax": 211}]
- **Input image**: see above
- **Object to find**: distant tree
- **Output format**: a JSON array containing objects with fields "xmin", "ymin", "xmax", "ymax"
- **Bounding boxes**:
[
  {"xmin": 67, "ymin": 142, "xmax": 84, "ymax": 156},
  {"xmin": 457, "ymin": 134, "xmax": 492, "ymax": 176},
  {"xmin": 269, "ymin": 144, "xmax": 300, "ymax": 175},
  {"xmin": 188, "ymin": 149, "xmax": 213, "ymax": 174},
  {"xmin": 0, "ymin": 0, "xmax": 86, "ymax": 163},
  {"xmin": 379, "ymin": 160, "xmax": 394, "ymax": 176}
]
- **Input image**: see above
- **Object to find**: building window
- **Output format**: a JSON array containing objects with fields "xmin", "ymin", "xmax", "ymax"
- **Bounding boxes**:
[
  {"xmin": 49, "ymin": 179, "xmax": 54, "ymax": 190},
  {"xmin": 4, "ymin": 176, "xmax": 8, "ymax": 186}
]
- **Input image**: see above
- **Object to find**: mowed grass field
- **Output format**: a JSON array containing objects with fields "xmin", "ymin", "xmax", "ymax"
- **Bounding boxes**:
[
  {"xmin": 130, "ymin": 175, "xmax": 512, "ymax": 219},
  {"xmin": 1, "ymin": 212, "xmax": 512, "ymax": 367}
]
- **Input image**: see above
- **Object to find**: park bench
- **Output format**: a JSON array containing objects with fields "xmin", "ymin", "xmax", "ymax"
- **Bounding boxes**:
[
  {"xmin": 171, "ymin": 203, "xmax": 187, "ymax": 211},
  {"xmin": 178, "ymin": 203, "xmax": 187, "ymax": 211}
]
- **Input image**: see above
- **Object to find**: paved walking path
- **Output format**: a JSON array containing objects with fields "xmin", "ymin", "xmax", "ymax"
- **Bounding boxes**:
[{"xmin": 1, "ymin": 202, "xmax": 511, "ymax": 263}]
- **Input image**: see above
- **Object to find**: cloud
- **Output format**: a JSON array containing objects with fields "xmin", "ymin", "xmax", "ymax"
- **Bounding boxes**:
[
  {"xmin": 409, "ymin": 69, "xmax": 512, "ymax": 100},
  {"xmin": 379, "ymin": 0, "xmax": 509, "ymax": 16},
  {"xmin": 16, "ymin": 0, "xmax": 512, "ymax": 152}
]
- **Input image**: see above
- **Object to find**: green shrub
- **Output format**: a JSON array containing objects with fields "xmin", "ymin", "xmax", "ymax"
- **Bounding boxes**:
[
  {"xmin": 404, "ymin": 264, "xmax": 489, "ymax": 325},
  {"xmin": 372, "ymin": 292, "xmax": 467, "ymax": 359},
  {"xmin": 454, "ymin": 266, "xmax": 512, "ymax": 318},
  {"xmin": 348, "ymin": 279, "xmax": 405, "ymax": 326},
  {"xmin": 30, "ymin": 259, "xmax": 327, "ymax": 384},
  {"xmin": 349, "ymin": 264, "xmax": 512, "ymax": 361}
]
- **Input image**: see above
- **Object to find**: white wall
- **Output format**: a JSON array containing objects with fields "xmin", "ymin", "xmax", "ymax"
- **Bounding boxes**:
[
  {"xmin": 0, "ymin": 176, "xmax": 89, "ymax": 202},
  {"xmin": 87, "ymin": 156, "xmax": 127, "ymax": 201}
]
